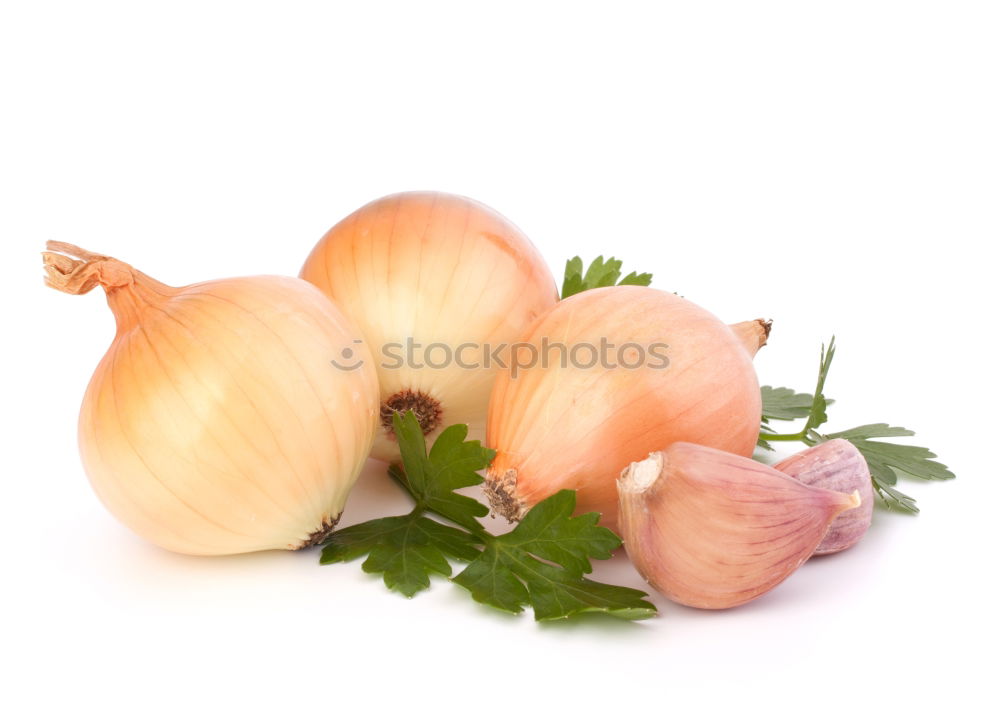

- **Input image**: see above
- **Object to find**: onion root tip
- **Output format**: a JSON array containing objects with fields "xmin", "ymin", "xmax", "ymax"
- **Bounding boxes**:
[
  {"xmin": 483, "ymin": 469, "xmax": 526, "ymax": 522},
  {"xmin": 296, "ymin": 512, "xmax": 343, "ymax": 549},
  {"xmin": 380, "ymin": 389, "xmax": 443, "ymax": 436}
]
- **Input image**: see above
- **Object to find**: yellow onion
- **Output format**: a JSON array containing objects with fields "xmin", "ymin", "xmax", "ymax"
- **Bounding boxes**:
[
  {"xmin": 300, "ymin": 192, "xmax": 558, "ymax": 462},
  {"xmin": 43, "ymin": 242, "xmax": 379, "ymax": 555},
  {"xmin": 484, "ymin": 286, "xmax": 765, "ymax": 530}
]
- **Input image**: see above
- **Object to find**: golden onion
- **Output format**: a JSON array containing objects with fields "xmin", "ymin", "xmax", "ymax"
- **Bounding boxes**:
[
  {"xmin": 300, "ymin": 192, "xmax": 558, "ymax": 462},
  {"xmin": 44, "ymin": 242, "xmax": 379, "ymax": 555}
]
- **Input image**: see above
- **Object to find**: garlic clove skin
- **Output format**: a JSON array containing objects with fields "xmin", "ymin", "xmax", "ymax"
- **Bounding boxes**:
[
  {"xmin": 775, "ymin": 439, "xmax": 874, "ymax": 555},
  {"xmin": 617, "ymin": 442, "xmax": 861, "ymax": 609}
]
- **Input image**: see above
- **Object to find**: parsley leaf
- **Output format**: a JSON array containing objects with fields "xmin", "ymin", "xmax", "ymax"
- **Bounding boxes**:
[
  {"xmin": 320, "ymin": 413, "xmax": 494, "ymax": 596},
  {"xmin": 561, "ymin": 256, "xmax": 653, "ymax": 299},
  {"xmin": 453, "ymin": 490, "xmax": 655, "ymax": 620},
  {"xmin": 756, "ymin": 435, "xmax": 775, "ymax": 452},
  {"xmin": 321, "ymin": 515, "xmax": 480, "ymax": 596},
  {"xmin": 870, "ymin": 482, "xmax": 920, "ymax": 514},
  {"xmin": 803, "ymin": 337, "xmax": 836, "ymax": 433},
  {"xmin": 819, "ymin": 424, "xmax": 955, "ymax": 515},
  {"xmin": 761, "ymin": 386, "xmax": 820, "ymax": 422},
  {"xmin": 759, "ymin": 386, "xmax": 825, "ymax": 450},
  {"xmin": 758, "ymin": 337, "xmax": 835, "ymax": 440},
  {"xmin": 320, "ymin": 412, "xmax": 656, "ymax": 621},
  {"xmin": 394, "ymin": 414, "xmax": 492, "ymax": 532},
  {"xmin": 758, "ymin": 339, "xmax": 954, "ymax": 514},
  {"xmin": 758, "ymin": 340, "xmax": 836, "ymax": 450}
]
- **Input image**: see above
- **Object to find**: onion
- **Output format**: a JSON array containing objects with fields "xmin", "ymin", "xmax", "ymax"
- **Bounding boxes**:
[
  {"xmin": 484, "ymin": 285, "xmax": 764, "ymax": 530},
  {"xmin": 43, "ymin": 242, "xmax": 379, "ymax": 555},
  {"xmin": 300, "ymin": 191, "xmax": 558, "ymax": 462}
]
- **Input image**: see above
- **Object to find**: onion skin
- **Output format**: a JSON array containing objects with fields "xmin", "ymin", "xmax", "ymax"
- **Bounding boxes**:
[
  {"xmin": 618, "ymin": 443, "xmax": 861, "ymax": 609},
  {"xmin": 300, "ymin": 192, "xmax": 558, "ymax": 462},
  {"xmin": 45, "ymin": 243, "xmax": 379, "ymax": 555},
  {"xmin": 775, "ymin": 439, "xmax": 874, "ymax": 555},
  {"xmin": 730, "ymin": 318, "xmax": 772, "ymax": 356},
  {"xmin": 484, "ymin": 286, "xmax": 763, "ymax": 531}
]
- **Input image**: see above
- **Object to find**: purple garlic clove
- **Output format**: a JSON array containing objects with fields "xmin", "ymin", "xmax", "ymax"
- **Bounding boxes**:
[{"xmin": 775, "ymin": 439, "xmax": 874, "ymax": 555}]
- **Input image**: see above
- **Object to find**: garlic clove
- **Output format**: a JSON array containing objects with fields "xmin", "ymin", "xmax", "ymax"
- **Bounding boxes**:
[
  {"xmin": 617, "ymin": 442, "xmax": 861, "ymax": 609},
  {"xmin": 774, "ymin": 439, "xmax": 874, "ymax": 555}
]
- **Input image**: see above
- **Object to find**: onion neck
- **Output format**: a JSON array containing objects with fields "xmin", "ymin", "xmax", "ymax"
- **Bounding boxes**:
[
  {"xmin": 42, "ymin": 241, "xmax": 175, "ymax": 333},
  {"xmin": 729, "ymin": 318, "xmax": 772, "ymax": 357}
]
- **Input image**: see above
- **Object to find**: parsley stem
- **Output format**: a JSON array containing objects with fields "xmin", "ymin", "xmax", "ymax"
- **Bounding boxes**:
[{"xmin": 759, "ymin": 431, "xmax": 808, "ymax": 441}]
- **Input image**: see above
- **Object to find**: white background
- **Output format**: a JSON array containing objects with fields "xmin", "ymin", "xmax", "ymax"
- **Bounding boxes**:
[{"xmin": 2, "ymin": 2, "xmax": 997, "ymax": 715}]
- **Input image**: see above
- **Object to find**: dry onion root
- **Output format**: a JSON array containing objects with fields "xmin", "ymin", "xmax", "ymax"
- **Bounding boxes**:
[
  {"xmin": 43, "ymin": 242, "xmax": 379, "ymax": 555},
  {"xmin": 484, "ymin": 285, "xmax": 767, "ymax": 531},
  {"xmin": 300, "ymin": 192, "xmax": 558, "ymax": 462}
]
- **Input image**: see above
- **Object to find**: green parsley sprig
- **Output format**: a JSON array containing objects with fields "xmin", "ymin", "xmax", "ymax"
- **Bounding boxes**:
[
  {"xmin": 320, "ymin": 411, "xmax": 656, "ymax": 621},
  {"xmin": 759, "ymin": 338, "xmax": 955, "ymax": 513},
  {"xmin": 561, "ymin": 256, "xmax": 653, "ymax": 299}
]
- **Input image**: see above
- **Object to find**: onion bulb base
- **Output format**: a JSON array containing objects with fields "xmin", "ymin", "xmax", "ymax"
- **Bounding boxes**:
[
  {"xmin": 297, "ymin": 512, "xmax": 342, "ymax": 550},
  {"xmin": 380, "ymin": 389, "xmax": 443, "ymax": 437},
  {"xmin": 483, "ymin": 469, "xmax": 526, "ymax": 522}
]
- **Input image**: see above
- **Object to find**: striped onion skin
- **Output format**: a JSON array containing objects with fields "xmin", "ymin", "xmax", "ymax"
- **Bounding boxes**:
[
  {"xmin": 618, "ymin": 443, "xmax": 861, "ymax": 610},
  {"xmin": 484, "ymin": 286, "xmax": 763, "ymax": 531},
  {"xmin": 45, "ymin": 243, "xmax": 379, "ymax": 555},
  {"xmin": 300, "ymin": 192, "xmax": 558, "ymax": 462}
]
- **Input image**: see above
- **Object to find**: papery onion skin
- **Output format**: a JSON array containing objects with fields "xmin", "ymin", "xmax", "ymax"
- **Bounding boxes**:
[
  {"xmin": 484, "ymin": 285, "xmax": 763, "ymax": 531},
  {"xmin": 618, "ymin": 443, "xmax": 861, "ymax": 609},
  {"xmin": 730, "ymin": 318, "xmax": 772, "ymax": 356},
  {"xmin": 44, "ymin": 243, "xmax": 379, "ymax": 556},
  {"xmin": 300, "ymin": 192, "xmax": 558, "ymax": 462}
]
